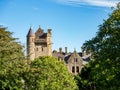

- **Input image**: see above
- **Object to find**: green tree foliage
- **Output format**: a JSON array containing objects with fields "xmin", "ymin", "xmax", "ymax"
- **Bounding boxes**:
[
  {"xmin": 76, "ymin": 3, "xmax": 120, "ymax": 90},
  {"xmin": 75, "ymin": 63, "xmax": 95, "ymax": 90},
  {"xmin": 0, "ymin": 26, "xmax": 24, "ymax": 60},
  {"xmin": 24, "ymin": 56, "xmax": 78, "ymax": 90},
  {"xmin": 0, "ymin": 26, "xmax": 25, "ymax": 90}
]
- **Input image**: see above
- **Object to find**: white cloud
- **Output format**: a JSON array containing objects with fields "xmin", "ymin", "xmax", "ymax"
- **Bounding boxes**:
[{"xmin": 55, "ymin": 0, "xmax": 119, "ymax": 7}]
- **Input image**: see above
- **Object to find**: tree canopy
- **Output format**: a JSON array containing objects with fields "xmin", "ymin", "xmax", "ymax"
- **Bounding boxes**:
[
  {"xmin": 76, "ymin": 3, "xmax": 120, "ymax": 90},
  {"xmin": 0, "ymin": 26, "xmax": 26, "ymax": 90},
  {"xmin": 24, "ymin": 56, "xmax": 78, "ymax": 90},
  {"xmin": 0, "ymin": 26, "xmax": 24, "ymax": 61}
]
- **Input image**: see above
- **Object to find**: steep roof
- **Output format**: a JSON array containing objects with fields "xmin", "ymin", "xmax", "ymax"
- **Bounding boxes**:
[
  {"xmin": 66, "ymin": 50, "xmax": 83, "ymax": 63},
  {"xmin": 35, "ymin": 27, "xmax": 44, "ymax": 35},
  {"xmin": 27, "ymin": 27, "xmax": 35, "ymax": 37},
  {"xmin": 82, "ymin": 54, "xmax": 91, "ymax": 62},
  {"xmin": 35, "ymin": 27, "xmax": 47, "ymax": 39},
  {"xmin": 39, "ymin": 33, "xmax": 47, "ymax": 38}
]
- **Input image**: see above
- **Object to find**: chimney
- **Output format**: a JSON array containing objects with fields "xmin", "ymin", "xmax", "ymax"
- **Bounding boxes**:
[
  {"xmin": 59, "ymin": 48, "xmax": 62, "ymax": 53},
  {"xmin": 65, "ymin": 47, "xmax": 68, "ymax": 54},
  {"xmin": 48, "ymin": 29, "xmax": 52, "ymax": 34}
]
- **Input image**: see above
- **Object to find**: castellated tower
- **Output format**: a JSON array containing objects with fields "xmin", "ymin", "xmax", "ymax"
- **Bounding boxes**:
[
  {"xmin": 27, "ymin": 27, "xmax": 52, "ymax": 60},
  {"xmin": 27, "ymin": 27, "xmax": 35, "ymax": 60}
]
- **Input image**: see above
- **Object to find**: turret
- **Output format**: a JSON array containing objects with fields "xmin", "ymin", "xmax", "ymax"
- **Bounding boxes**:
[
  {"xmin": 47, "ymin": 29, "xmax": 52, "ymax": 56},
  {"xmin": 27, "ymin": 27, "xmax": 35, "ymax": 60}
]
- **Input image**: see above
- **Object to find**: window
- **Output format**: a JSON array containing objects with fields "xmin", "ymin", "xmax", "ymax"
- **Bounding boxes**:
[
  {"xmin": 42, "ymin": 47, "xmax": 43, "ymax": 52},
  {"xmin": 32, "ymin": 38, "xmax": 34, "ymax": 42},
  {"xmin": 72, "ymin": 66, "xmax": 75, "ymax": 73},
  {"xmin": 36, "ymin": 48, "xmax": 38, "ymax": 51},
  {"xmin": 76, "ymin": 58, "xmax": 78, "ymax": 62},
  {"xmin": 76, "ymin": 66, "xmax": 79, "ymax": 73},
  {"xmin": 74, "ymin": 58, "xmax": 78, "ymax": 62}
]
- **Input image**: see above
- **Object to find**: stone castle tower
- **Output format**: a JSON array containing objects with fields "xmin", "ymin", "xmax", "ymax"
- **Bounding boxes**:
[{"xmin": 27, "ymin": 27, "xmax": 52, "ymax": 60}]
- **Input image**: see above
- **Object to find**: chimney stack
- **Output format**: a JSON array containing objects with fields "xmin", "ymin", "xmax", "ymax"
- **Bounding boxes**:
[
  {"xmin": 59, "ymin": 47, "xmax": 62, "ymax": 53},
  {"xmin": 65, "ymin": 47, "xmax": 68, "ymax": 54},
  {"xmin": 48, "ymin": 29, "xmax": 52, "ymax": 34}
]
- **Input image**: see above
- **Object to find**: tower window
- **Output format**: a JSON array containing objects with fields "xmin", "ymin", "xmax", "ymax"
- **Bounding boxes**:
[
  {"xmin": 72, "ymin": 66, "xmax": 75, "ymax": 73},
  {"xmin": 42, "ymin": 47, "xmax": 43, "ymax": 52},
  {"xmin": 76, "ymin": 66, "xmax": 79, "ymax": 73},
  {"xmin": 36, "ymin": 48, "xmax": 38, "ymax": 51},
  {"xmin": 32, "ymin": 38, "xmax": 34, "ymax": 42}
]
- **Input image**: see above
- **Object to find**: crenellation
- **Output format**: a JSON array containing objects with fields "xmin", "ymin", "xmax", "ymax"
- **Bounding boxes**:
[{"xmin": 27, "ymin": 26, "xmax": 52, "ymax": 60}]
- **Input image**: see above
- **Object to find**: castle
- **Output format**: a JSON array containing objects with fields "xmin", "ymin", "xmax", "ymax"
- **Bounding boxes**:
[
  {"xmin": 27, "ymin": 27, "xmax": 90, "ymax": 75},
  {"xmin": 27, "ymin": 27, "xmax": 52, "ymax": 60}
]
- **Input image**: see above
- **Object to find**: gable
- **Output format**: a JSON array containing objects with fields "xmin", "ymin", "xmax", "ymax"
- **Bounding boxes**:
[{"xmin": 67, "ymin": 52, "xmax": 83, "ymax": 65}]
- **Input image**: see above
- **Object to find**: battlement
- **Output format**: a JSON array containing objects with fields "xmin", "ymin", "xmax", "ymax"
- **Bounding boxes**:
[{"xmin": 27, "ymin": 26, "xmax": 52, "ymax": 60}]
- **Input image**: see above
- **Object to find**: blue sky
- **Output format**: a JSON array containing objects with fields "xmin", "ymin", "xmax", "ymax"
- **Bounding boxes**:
[{"xmin": 0, "ymin": 0, "xmax": 119, "ymax": 52}]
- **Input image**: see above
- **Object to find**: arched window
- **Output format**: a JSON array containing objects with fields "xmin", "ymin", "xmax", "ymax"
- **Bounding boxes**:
[
  {"xmin": 72, "ymin": 66, "xmax": 75, "ymax": 73},
  {"xmin": 76, "ymin": 66, "xmax": 79, "ymax": 73}
]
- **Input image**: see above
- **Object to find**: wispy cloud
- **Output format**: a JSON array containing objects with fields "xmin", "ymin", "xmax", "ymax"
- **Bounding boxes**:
[
  {"xmin": 0, "ymin": 23, "xmax": 7, "ymax": 26},
  {"xmin": 33, "ymin": 7, "xmax": 39, "ymax": 11},
  {"xmin": 55, "ymin": 0, "xmax": 119, "ymax": 7}
]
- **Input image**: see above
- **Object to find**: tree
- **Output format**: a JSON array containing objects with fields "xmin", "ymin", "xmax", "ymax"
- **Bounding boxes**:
[
  {"xmin": 24, "ymin": 56, "xmax": 78, "ymax": 90},
  {"xmin": 0, "ymin": 26, "xmax": 24, "ymax": 60},
  {"xmin": 75, "ymin": 63, "xmax": 95, "ymax": 90},
  {"xmin": 0, "ymin": 26, "xmax": 25, "ymax": 90},
  {"xmin": 76, "ymin": 3, "xmax": 120, "ymax": 90}
]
